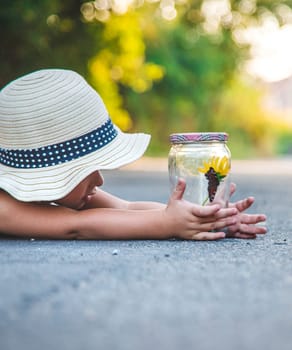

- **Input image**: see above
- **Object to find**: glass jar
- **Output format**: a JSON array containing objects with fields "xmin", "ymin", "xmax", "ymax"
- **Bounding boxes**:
[{"xmin": 168, "ymin": 132, "xmax": 231, "ymax": 206}]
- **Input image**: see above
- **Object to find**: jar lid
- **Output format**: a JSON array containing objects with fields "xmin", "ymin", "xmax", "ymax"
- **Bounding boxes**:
[{"xmin": 169, "ymin": 132, "xmax": 228, "ymax": 144}]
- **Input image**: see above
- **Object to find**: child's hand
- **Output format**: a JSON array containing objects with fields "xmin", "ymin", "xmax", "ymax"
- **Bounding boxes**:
[
  {"xmin": 166, "ymin": 179, "xmax": 238, "ymax": 240},
  {"xmin": 225, "ymin": 183, "xmax": 267, "ymax": 239}
]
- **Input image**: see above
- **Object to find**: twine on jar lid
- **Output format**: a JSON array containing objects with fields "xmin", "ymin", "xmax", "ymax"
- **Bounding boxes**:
[{"xmin": 169, "ymin": 132, "xmax": 228, "ymax": 144}]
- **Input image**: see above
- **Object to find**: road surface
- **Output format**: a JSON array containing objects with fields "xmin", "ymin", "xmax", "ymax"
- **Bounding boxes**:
[{"xmin": 0, "ymin": 168, "xmax": 291, "ymax": 350}]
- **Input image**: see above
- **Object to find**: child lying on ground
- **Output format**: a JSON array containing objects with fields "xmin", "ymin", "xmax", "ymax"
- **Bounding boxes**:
[{"xmin": 0, "ymin": 69, "xmax": 266, "ymax": 240}]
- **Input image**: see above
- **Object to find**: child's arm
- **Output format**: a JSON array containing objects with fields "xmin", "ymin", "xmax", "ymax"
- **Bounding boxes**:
[
  {"xmin": 0, "ymin": 182, "xmax": 237, "ymax": 240},
  {"xmin": 84, "ymin": 188, "xmax": 166, "ymax": 210},
  {"xmin": 86, "ymin": 182, "xmax": 267, "ymax": 239}
]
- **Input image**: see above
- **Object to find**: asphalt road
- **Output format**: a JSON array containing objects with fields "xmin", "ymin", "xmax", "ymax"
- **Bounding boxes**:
[{"xmin": 0, "ymin": 169, "xmax": 291, "ymax": 350}]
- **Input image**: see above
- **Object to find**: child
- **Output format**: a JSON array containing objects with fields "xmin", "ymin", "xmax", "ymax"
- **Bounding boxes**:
[{"xmin": 0, "ymin": 69, "xmax": 266, "ymax": 240}]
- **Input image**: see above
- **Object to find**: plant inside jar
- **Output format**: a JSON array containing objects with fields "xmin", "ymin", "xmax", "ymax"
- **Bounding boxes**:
[{"xmin": 198, "ymin": 156, "xmax": 230, "ymax": 205}]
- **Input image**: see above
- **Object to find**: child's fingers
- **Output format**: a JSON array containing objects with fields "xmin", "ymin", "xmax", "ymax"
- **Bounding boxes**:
[
  {"xmin": 239, "ymin": 223, "xmax": 267, "ymax": 234},
  {"xmin": 171, "ymin": 178, "xmax": 186, "ymax": 201},
  {"xmin": 191, "ymin": 231, "xmax": 226, "ymax": 241},
  {"xmin": 228, "ymin": 223, "xmax": 267, "ymax": 237},
  {"xmin": 229, "ymin": 182, "xmax": 236, "ymax": 197},
  {"xmin": 229, "ymin": 232, "xmax": 257, "ymax": 239},
  {"xmin": 214, "ymin": 207, "xmax": 238, "ymax": 219},
  {"xmin": 234, "ymin": 197, "xmax": 255, "ymax": 212},
  {"xmin": 241, "ymin": 213, "xmax": 267, "ymax": 225},
  {"xmin": 191, "ymin": 203, "xmax": 221, "ymax": 217},
  {"xmin": 192, "ymin": 206, "xmax": 237, "ymax": 224},
  {"xmin": 189, "ymin": 215, "xmax": 237, "ymax": 232}
]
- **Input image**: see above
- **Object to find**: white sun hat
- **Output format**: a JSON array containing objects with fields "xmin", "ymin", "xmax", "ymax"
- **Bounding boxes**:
[{"xmin": 0, "ymin": 69, "xmax": 151, "ymax": 202}]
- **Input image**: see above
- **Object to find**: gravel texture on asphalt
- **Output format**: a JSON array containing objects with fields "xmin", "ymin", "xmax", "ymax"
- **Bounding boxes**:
[{"xmin": 0, "ymin": 169, "xmax": 291, "ymax": 350}]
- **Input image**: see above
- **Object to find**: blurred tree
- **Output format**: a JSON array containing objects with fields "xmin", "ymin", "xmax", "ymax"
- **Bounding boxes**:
[
  {"xmin": 87, "ymin": 10, "xmax": 164, "ymax": 130},
  {"xmin": 0, "ymin": 0, "xmax": 99, "ymax": 86},
  {"xmin": 212, "ymin": 77, "xmax": 286, "ymax": 157},
  {"xmin": 1, "ymin": 0, "xmax": 292, "ymax": 156},
  {"xmin": 124, "ymin": 0, "xmax": 292, "ymax": 155},
  {"xmin": 0, "ymin": 0, "xmax": 163, "ymax": 129},
  {"xmin": 127, "ymin": 20, "xmax": 242, "ymax": 152},
  {"xmin": 124, "ymin": 0, "xmax": 244, "ymax": 153}
]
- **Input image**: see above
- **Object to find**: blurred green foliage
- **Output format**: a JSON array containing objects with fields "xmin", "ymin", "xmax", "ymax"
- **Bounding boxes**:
[
  {"xmin": 0, "ymin": 0, "xmax": 97, "ymax": 82},
  {"xmin": 212, "ymin": 78, "xmax": 291, "ymax": 158},
  {"xmin": 1, "ymin": 0, "xmax": 292, "ymax": 158}
]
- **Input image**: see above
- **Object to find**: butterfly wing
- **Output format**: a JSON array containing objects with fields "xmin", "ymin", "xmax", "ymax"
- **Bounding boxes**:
[{"xmin": 204, "ymin": 167, "xmax": 220, "ymax": 202}]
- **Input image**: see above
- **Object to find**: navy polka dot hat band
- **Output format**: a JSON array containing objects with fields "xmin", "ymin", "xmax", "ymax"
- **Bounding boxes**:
[
  {"xmin": 0, "ymin": 119, "xmax": 117, "ymax": 169},
  {"xmin": 0, "ymin": 69, "xmax": 151, "ymax": 201}
]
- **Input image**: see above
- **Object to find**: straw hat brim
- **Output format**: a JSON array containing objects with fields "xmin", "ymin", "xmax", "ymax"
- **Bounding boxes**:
[{"xmin": 0, "ymin": 128, "xmax": 150, "ymax": 202}]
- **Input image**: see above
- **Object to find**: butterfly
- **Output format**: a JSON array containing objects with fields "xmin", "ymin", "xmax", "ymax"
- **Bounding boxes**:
[{"xmin": 204, "ymin": 167, "xmax": 220, "ymax": 202}]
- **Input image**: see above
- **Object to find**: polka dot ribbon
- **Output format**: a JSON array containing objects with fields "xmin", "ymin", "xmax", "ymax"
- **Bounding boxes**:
[{"xmin": 0, "ymin": 119, "xmax": 118, "ymax": 169}]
